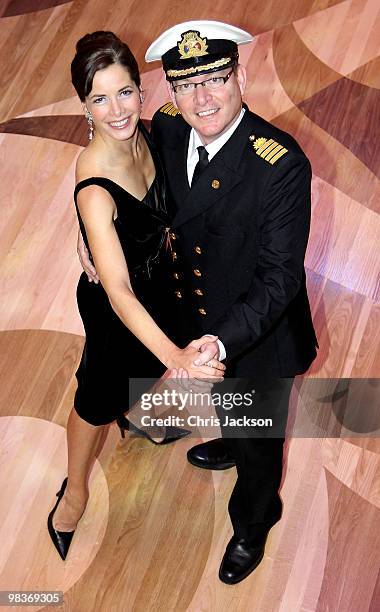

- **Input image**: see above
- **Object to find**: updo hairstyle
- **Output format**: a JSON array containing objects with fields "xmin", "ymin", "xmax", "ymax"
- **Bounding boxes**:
[{"xmin": 71, "ymin": 31, "xmax": 141, "ymax": 102}]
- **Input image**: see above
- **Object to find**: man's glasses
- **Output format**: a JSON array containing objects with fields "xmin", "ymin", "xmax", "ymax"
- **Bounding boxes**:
[{"xmin": 172, "ymin": 69, "xmax": 234, "ymax": 96}]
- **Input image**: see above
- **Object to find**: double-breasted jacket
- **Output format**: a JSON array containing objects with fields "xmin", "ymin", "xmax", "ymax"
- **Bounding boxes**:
[{"xmin": 151, "ymin": 104, "xmax": 318, "ymax": 377}]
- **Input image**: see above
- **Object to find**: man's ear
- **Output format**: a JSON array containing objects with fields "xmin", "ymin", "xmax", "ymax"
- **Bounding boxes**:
[
  {"xmin": 235, "ymin": 64, "xmax": 247, "ymax": 97},
  {"xmin": 166, "ymin": 80, "xmax": 177, "ymax": 106}
]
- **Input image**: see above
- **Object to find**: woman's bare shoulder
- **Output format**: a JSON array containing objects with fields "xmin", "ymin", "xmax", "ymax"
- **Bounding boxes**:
[
  {"xmin": 75, "ymin": 145, "xmax": 103, "ymax": 184},
  {"xmin": 75, "ymin": 150, "xmax": 113, "ymax": 206}
]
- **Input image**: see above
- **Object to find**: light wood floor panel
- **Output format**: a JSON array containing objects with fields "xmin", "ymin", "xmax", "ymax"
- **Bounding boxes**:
[
  {"xmin": 0, "ymin": 135, "xmax": 82, "ymax": 335},
  {"xmin": 306, "ymin": 178, "xmax": 380, "ymax": 300},
  {"xmin": 21, "ymin": 95, "xmax": 84, "ymax": 118},
  {"xmin": 351, "ymin": 302, "xmax": 380, "ymax": 377},
  {"xmin": 1, "ymin": 0, "xmax": 379, "ymax": 609},
  {"xmin": 245, "ymin": 32, "xmax": 295, "ymax": 121},
  {"xmin": 294, "ymin": 0, "xmax": 380, "ymax": 76},
  {"xmin": 308, "ymin": 277, "xmax": 367, "ymax": 377}
]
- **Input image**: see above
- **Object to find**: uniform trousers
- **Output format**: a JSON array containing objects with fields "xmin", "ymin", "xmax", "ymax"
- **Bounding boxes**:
[{"xmin": 214, "ymin": 376, "xmax": 294, "ymax": 544}]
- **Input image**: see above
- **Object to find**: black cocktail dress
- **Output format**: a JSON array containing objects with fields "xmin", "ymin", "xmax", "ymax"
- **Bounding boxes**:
[{"xmin": 73, "ymin": 130, "xmax": 171, "ymax": 426}]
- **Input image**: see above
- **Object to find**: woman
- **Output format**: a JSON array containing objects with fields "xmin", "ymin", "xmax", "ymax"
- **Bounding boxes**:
[{"xmin": 47, "ymin": 31, "xmax": 225, "ymax": 561}]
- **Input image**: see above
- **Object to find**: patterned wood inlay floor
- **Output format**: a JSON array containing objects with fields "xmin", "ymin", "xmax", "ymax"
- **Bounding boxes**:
[{"xmin": 0, "ymin": 1, "xmax": 379, "ymax": 610}]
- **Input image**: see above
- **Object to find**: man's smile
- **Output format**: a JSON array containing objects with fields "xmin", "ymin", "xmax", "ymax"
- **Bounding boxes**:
[{"xmin": 197, "ymin": 108, "xmax": 219, "ymax": 118}]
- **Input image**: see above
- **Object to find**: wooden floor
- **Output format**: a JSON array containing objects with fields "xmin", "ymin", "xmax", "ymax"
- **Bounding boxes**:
[{"xmin": 0, "ymin": 1, "xmax": 379, "ymax": 610}]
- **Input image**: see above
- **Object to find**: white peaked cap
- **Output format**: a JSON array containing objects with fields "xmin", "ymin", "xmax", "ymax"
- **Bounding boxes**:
[{"xmin": 145, "ymin": 20, "xmax": 253, "ymax": 63}]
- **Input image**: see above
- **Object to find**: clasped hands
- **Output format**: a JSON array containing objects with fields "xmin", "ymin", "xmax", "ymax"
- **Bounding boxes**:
[{"xmin": 167, "ymin": 335, "xmax": 225, "ymax": 388}]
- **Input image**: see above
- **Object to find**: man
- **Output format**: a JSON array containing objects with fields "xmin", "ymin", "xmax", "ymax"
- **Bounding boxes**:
[
  {"xmin": 146, "ymin": 20, "xmax": 317, "ymax": 584},
  {"xmin": 79, "ymin": 20, "xmax": 317, "ymax": 584}
]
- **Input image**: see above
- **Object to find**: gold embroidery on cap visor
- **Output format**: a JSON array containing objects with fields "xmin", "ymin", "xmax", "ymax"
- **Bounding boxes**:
[
  {"xmin": 167, "ymin": 57, "xmax": 231, "ymax": 78},
  {"xmin": 178, "ymin": 31, "xmax": 209, "ymax": 59}
]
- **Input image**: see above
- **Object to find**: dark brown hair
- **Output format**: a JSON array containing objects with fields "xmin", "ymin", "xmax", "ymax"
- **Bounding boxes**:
[{"xmin": 71, "ymin": 31, "xmax": 141, "ymax": 101}]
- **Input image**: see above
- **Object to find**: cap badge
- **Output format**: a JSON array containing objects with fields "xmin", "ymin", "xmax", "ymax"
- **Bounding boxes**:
[{"xmin": 178, "ymin": 31, "xmax": 209, "ymax": 60}]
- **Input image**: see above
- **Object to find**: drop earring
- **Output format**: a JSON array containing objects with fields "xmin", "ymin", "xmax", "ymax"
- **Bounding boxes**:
[
  {"xmin": 85, "ymin": 109, "xmax": 94, "ymax": 141},
  {"xmin": 139, "ymin": 92, "xmax": 145, "ymax": 104}
]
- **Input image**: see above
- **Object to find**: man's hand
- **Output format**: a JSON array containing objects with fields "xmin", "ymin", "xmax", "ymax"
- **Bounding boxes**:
[
  {"xmin": 167, "ymin": 336, "xmax": 225, "ymax": 391},
  {"xmin": 189, "ymin": 335, "xmax": 221, "ymax": 367},
  {"xmin": 77, "ymin": 229, "xmax": 99, "ymax": 283}
]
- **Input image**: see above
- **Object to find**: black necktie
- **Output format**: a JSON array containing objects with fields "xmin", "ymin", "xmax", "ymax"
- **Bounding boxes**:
[{"xmin": 191, "ymin": 145, "xmax": 209, "ymax": 187}]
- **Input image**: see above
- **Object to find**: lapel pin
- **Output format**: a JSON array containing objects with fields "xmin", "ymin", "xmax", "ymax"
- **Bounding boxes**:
[{"xmin": 211, "ymin": 179, "xmax": 220, "ymax": 189}]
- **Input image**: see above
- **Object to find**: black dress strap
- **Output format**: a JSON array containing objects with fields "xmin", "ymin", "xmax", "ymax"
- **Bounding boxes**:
[{"xmin": 74, "ymin": 177, "xmax": 120, "ymax": 201}]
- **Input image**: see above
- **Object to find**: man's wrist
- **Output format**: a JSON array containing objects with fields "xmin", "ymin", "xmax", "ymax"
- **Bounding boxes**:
[{"xmin": 216, "ymin": 339, "xmax": 226, "ymax": 361}]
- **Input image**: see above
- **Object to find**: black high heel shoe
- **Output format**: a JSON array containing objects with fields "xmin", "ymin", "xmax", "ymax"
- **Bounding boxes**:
[
  {"xmin": 116, "ymin": 415, "xmax": 191, "ymax": 445},
  {"xmin": 47, "ymin": 478, "xmax": 75, "ymax": 560}
]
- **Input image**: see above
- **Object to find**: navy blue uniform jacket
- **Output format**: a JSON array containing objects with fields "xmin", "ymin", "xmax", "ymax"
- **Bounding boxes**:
[{"xmin": 151, "ymin": 104, "xmax": 318, "ymax": 378}]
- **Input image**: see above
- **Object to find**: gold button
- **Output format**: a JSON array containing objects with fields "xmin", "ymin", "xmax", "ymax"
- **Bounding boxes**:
[
  {"xmin": 172, "ymin": 252, "xmax": 178, "ymax": 261},
  {"xmin": 175, "ymin": 290, "xmax": 182, "ymax": 299},
  {"xmin": 211, "ymin": 179, "xmax": 220, "ymax": 189},
  {"xmin": 194, "ymin": 246, "xmax": 202, "ymax": 255},
  {"xmin": 198, "ymin": 308, "xmax": 207, "ymax": 315},
  {"xmin": 193, "ymin": 269, "xmax": 202, "ymax": 277},
  {"xmin": 170, "ymin": 232, "xmax": 176, "ymax": 240},
  {"xmin": 173, "ymin": 272, "xmax": 180, "ymax": 280},
  {"xmin": 194, "ymin": 288, "xmax": 204, "ymax": 296}
]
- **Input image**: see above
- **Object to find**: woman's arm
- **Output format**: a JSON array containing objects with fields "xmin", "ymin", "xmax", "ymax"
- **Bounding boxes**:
[
  {"xmin": 77, "ymin": 229, "xmax": 99, "ymax": 283},
  {"xmin": 77, "ymin": 185, "xmax": 224, "ymax": 379}
]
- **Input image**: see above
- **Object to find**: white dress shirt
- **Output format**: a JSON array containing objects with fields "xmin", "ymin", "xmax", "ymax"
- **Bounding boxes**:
[
  {"xmin": 186, "ymin": 107, "xmax": 246, "ymax": 360},
  {"xmin": 187, "ymin": 107, "xmax": 245, "ymax": 185}
]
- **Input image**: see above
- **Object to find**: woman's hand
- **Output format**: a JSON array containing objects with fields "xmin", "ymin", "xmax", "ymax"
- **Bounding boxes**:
[
  {"xmin": 77, "ymin": 229, "xmax": 99, "ymax": 283},
  {"xmin": 165, "ymin": 366, "xmax": 214, "ymax": 394}
]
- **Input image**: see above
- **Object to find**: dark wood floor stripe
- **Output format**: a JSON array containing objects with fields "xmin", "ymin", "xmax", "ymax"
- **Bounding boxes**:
[
  {"xmin": 0, "ymin": 116, "xmax": 151, "ymax": 147},
  {"xmin": 299, "ymin": 78, "xmax": 380, "ymax": 178},
  {"xmin": 1, "ymin": 0, "xmax": 71, "ymax": 18},
  {"xmin": 272, "ymin": 105, "xmax": 380, "ymax": 212}
]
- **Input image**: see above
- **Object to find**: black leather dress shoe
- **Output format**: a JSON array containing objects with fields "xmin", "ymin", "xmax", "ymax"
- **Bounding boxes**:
[
  {"xmin": 187, "ymin": 438, "xmax": 235, "ymax": 470},
  {"xmin": 219, "ymin": 534, "xmax": 268, "ymax": 584}
]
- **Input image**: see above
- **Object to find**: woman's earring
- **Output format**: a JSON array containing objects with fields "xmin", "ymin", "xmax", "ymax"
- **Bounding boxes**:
[
  {"xmin": 139, "ymin": 93, "xmax": 145, "ymax": 104},
  {"xmin": 85, "ymin": 109, "xmax": 94, "ymax": 141}
]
